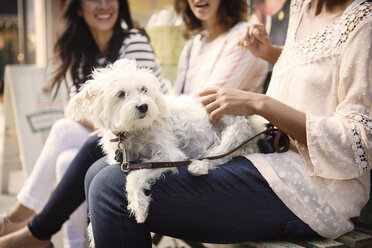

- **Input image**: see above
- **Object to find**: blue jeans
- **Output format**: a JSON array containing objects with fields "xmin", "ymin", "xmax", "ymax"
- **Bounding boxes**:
[{"xmin": 85, "ymin": 156, "xmax": 319, "ymax": 248}]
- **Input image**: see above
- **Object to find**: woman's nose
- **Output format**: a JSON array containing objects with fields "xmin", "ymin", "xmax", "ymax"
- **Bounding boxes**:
[{"xmin": 96, "ymin": 0, "xmax": 109, "ymax": 7}]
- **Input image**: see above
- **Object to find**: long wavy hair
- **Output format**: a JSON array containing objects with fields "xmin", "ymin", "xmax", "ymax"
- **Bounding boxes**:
[
  {"xmin": 48, "ymin": 0, "xmax": 134, "ymax": 97},
  {"xmin": 174, "ymin": 0, "xmax": 248, "ymax": 39}
]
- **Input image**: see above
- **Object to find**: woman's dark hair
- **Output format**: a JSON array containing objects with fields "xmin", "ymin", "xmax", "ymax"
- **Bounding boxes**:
[
  {"xmin": 48, "ymin": 0, "xmax": 134, "ymax": 97},
  {"xmin": 174, "ymin": 0, "xmax": 248, "ymax": 39}
]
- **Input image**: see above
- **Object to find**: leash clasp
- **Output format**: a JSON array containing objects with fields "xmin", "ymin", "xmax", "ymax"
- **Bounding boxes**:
[
  {"xmin": 112, "ymin": 132, "xmax": 131, "ymax": 172},
  {"xmin": 121, "ymin": 161, "xmax": 130, "ymax": 173}
]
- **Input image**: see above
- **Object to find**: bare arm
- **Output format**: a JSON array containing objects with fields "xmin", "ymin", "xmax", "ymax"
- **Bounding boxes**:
[{"xmin": 198, "ymin": 88, "xmax": 307, "ymax": 145}]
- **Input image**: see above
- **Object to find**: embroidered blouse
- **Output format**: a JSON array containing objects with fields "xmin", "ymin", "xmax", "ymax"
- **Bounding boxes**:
[
  {"xmin": 173, "ymin": 22, "xmax": 268, "ymax": 95},
  {"xmin": 246, "ymin": 0, "xmax": 372, "ymax": 239}
]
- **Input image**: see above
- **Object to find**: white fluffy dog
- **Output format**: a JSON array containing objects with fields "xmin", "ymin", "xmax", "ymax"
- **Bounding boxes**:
[{"xmin": 65, "ymin": 59, "xmax": 263, "ymax": 224}]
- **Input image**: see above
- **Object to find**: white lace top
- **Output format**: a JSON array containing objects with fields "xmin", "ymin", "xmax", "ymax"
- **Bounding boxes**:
[{"xmin": 246, "ymin": 0, "xmax": 372, "ymax": 239}]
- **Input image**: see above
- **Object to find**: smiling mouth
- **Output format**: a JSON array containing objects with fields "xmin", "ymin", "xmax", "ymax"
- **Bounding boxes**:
[
  {"xmin": 195, "ymin": 3, "xmax": 209, "ymax": 8},
  {"xmin": 96, "ymin": 14, "xmax": 112, "ymax": 20}
]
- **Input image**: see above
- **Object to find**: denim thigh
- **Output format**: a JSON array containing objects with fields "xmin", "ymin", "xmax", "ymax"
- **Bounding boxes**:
[
  {"xmin": 146, "ymin": 156, "xmax": 318, "ymax": 243},
  {"xmin": 86, "ymin": 156, "xmax": 319, "ymax": 246}
]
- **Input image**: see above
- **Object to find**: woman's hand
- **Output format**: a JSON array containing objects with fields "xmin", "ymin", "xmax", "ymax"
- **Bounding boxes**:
[
  {"xmin": 198, "ymin": 88, "xmax": 263, "ymax": 124},
  {"xmin": 79, "ymin": 119, "xmax": 95, "ymax": 130},
  {"xmin": 198, "ymin": 87, "xmax": 307, "ymax": 145},
  {"xmin": 238, "ymin": 24, "xmax": 282, "ymax": 65},
  {"xmin": 89, "ymin": 129, "xmax": 104, "ymax": 138},
  {"xmin": 239, "ymin": 24, "xmax": 271, "ymax": 57}
]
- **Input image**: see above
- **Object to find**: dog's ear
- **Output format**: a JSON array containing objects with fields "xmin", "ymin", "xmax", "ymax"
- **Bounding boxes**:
[
  {"xmin": 64, "ymin": 79, "xmax": 100, "ymax": 122},
  {"xmin": 148, "ymin": 77, "xmax": 168, "ymax": 116}
]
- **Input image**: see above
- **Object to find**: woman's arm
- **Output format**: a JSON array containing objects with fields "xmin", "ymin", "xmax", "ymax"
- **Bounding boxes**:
[{"xmin": 198, "ymin": 88, "xmax": 307, "ymax": 145}]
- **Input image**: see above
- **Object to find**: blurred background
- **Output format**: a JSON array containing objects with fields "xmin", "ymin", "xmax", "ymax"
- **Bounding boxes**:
[
  {"xmin": 0, "ymin": 0, "xmax": 290, "ymax": 96},
  {"xmin": 0, "ymin": 0, "xmax": 184, "ymax": 95}
]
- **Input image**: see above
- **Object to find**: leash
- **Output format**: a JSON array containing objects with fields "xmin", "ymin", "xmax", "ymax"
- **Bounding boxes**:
[{"xmin": 111, "ymin": 124, "xmax": 290, "ymax": 172}]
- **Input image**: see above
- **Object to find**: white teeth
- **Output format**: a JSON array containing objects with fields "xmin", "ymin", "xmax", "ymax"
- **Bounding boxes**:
[
  {"xmin": 96, "ymin": 14, "xmax": 111, "ymax": 20},
  {"xmin": 196, "ymin": 3, "xmax": 208, "ymax": 8}
]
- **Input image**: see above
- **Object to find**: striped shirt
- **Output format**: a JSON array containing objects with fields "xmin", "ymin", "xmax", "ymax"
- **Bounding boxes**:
[
  {"xmin": 118, "ymin": 29, "xmax": 163, "ymax": 84},
  {"xmin": 69, "ymin": 29, "xmax": 167, "ymax": 97},
  {"xmin": 173, "ymin": 22, "xmax": 268, "ymax": 95}
]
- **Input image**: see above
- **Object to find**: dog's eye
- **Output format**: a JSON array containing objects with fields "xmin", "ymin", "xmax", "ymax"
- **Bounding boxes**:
[
  {"xmin": 116, "ymin": 90, "xmax": 126, "ymax": 99},
  {"xmin": 140, "ymin": 87, "xmax": 147, "ymax": 94}
]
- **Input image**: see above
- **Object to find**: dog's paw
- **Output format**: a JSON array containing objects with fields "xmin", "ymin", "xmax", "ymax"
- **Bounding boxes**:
[
  {"xmin": 127, "ymin": 203, "xmax": 149, "ymax": 223},
  {"xmin": 188, "ymin": 160, "xmax": 209, "ymax": 176},
  {"xmin": 134, "ymin": 209, "xmax": 149, "ymax": 223}
]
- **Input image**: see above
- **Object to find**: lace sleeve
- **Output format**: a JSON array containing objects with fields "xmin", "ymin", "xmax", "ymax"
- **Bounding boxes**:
[{"xmin": 298, "ymin": 18, "xmax": 372, "ymax": 179}]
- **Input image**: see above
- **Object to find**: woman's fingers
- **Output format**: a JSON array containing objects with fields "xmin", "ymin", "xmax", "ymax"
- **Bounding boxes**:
[
  {"xmin": 89, "ymin": 129, "xmax": 104, "ymax": 137},
  {"xmin": 198, "ymin": 88, "xmax": 218, "ymax": 97},
  {"xmin": 253, "ymin": 28, "xmax": 270, "ymax": 46},
  {"xmin": 248, "ymin": 24, "xmax": 265, "ymax": 42},
  {"xmin": 198, "ymin": 88, "xmax": 219, "ymax": 106},
  {"xmin": 209, "ymin": 106, "xmax": 226, "ymax": 124},
  {"xmin": 198, "ymin": 88, "xmax": 255, "ymax": 124},
  {"xmin": 238, "ymin": 25, "xmax": 255, "ymax": 48},
  {"xmin": 253, "ymin": 23, "xmax": 267, "ymax": 33},
  {"xmin": 198, "ymin": 88, "xmax": 224, "ymax": 123},
  {"xmin": 204, "ymin": 100, "xmax": 220, "ymax": 115},
  {"xmin": 89, "ymin": 129, "xmax": 100, "ymax": 137}
]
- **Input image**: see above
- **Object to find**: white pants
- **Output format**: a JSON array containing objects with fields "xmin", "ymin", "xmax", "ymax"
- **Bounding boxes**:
[{"xmin": 17, "ymin": 118, "xmax": 91, "ymax": 248}]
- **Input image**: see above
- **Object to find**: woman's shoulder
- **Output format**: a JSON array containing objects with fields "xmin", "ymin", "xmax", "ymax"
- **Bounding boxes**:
[
  {"xmin": 227, "ymin": 21, "xmax": 249, "ymax": 35},
  {"xmin": 219, "ymin": 21, "xmax": 249, "ymax": 46},
  {"xmin": 290, "ymin": 0, "xmax": 308, "ymax": 11},
  {"xmin": 342, "ymin": 1, "xmax": 371, "ymax": 29},
  {"xmin": 189, "ymin": 21, "xmax": 248, "ymax": 42},
  {"xmin": 117, "ymin": 28, "xmax": 153, "ymax": 58},
  {"xmin": 287, "ymin": 0, "xmax": 308, "ymax": 28},
  {"xmin": 127, "ymin": 28, "xmax": 145, "ymax": 35},
  {"xmin": 122, "ymin": 28, "xmax": 150, "ymax": 44},
  {"xmin": 337, "ymin": 1, "xmax": 371, "ymax": 46}
]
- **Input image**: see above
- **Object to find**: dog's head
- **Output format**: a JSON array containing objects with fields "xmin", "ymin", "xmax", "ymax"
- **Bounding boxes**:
[{"xmin": 65, "ymin": 59, "xmax": 167, "ymax": 133}]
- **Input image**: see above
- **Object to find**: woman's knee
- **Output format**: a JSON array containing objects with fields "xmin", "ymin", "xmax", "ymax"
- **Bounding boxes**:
[
  {"xmin": 50, "ymin": 118, "xmax": 90, "ymax": 139},
  {"xmin": 81, "ymin": 135, "xmax": 102, "ymax": 157},
  {"xmin": 86, "ymin": 163, "xmax": 128, "ymax": 211},
  {"xmin": 85, "ymin": 157, "xmax": 121, "ymax": 207},
  {"xmin": 51, "ymin": 118, "xmax": 79, "ymax": 133},
  {"xmin": 55, "ymin": 149, "xmax": 79, "ymax": 180},
  {"xmin": 85, "ymin": 157, "xmax": 109, "ymax": 191}
]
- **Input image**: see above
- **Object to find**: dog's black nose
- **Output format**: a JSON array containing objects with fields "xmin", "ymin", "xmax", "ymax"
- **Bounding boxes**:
[{"xmin": 136, "ymin": 104, "xmax": 148, "ymax": 114}]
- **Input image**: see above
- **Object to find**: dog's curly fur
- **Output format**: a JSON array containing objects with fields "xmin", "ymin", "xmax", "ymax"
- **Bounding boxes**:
[{"xmin": 65, "ymin": 59, "xmax": 264, "ymax": 226}]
